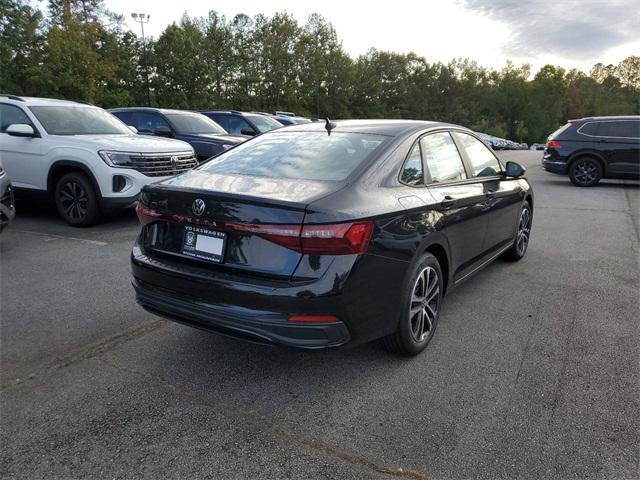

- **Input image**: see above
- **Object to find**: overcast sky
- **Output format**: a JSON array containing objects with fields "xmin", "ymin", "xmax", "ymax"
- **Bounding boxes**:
[{"xmin": 105, "ymin": 0, "xmax": 639, "ymax": 72}]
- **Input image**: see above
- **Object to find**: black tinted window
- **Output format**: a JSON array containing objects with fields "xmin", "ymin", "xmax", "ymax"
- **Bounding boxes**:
[
  {"xmin": 421, "ymin": 132, "xmax": 467, "ymax": 183},
  {"xmin": 134, "ymin": 112, "xmax": 169, "ymax": 134},
  {"xmin": 0, "ymin": 104, "xmax": 32, "ymax": 132},
  {"xmin": 578, "ymin": 122, "xmax": 598, "ymax": 136},
  {"xmin": 598, "ymin": 120, "xmax": 640, "ymax": 139},
  {"xmin": 456, "ymin": 132, "xmax": 502, "ymax": 177},
  {"xmin": 209, "ymin": 114, "xmax": 251, "ymax": 135},
  {"xmin": 200, "ymin": 131, "xmax": 387, "ymax": 181},
  {"xmin": 112, "ymin": 111, "xmax": 133, "ymax": 126},
  {"xmin": 401, "ymin": 143, "xmax": 423, "ymax": 185}
]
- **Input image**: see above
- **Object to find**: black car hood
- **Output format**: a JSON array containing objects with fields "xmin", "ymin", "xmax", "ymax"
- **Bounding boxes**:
[{"xmin": 179, "ymin": 133, "xmax": 246, "ymax": 144}]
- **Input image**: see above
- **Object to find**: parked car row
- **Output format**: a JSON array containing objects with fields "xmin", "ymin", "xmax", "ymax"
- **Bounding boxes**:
[
  {"xmin": 475, "ymin": 132, "xmax": 528, "ymax": 150},
  {"xmin": 0, "ymin": 94, "xmax": 321, "ymax": 227}
]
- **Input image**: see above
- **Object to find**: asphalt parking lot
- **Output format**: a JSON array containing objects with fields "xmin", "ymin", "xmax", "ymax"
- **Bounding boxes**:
[{"xmin": 1, "ymin": 151, "xmax": 638, "ymax": 479}]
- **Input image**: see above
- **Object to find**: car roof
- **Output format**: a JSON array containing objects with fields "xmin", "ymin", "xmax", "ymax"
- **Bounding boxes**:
[
  {"xmin": 282, "ymin": 119, "xmax": 461, "ymax": 136},
  {"xmin": 0, "ymin": 95, "xmax": 96, "ymax": 107},
  {"xmin": 200, "ymin": 110, "xmax": 259, "ymax": 117},
  {"xmin": 109, "ymin": 107, "xmax": 200, "ymax": 115},
  {"xmin": 570, "ymin": 115, "xmax": 640, "ymax": 122}
]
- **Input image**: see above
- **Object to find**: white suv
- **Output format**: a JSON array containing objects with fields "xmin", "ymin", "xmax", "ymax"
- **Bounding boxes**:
[{"xmin": 0, "ymin": 95, "xmax": 197, "ymax": 226}]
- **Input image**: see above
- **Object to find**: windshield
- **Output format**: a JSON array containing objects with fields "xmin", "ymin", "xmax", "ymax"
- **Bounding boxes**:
[
  {"xmin": 28, "ymin": 106, "xmax": 131, "ymax": 135},
  {"xmin": 199, "ymin": 131, "xmax": 388, "ymax": 181},
  {"xmin": 165, "ymin": 112, "xmax": 226, "ymax": 135},
  {"xmin": 246, "ymin": 114, "xmax": 282, "ymax": 133}
]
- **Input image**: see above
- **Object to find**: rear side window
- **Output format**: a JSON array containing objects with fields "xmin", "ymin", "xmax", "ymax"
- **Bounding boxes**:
[
  {"xmin": 200, "ymin": 131, "xmax": 387, "ymax": 181},
  {"xmin": 597, "ymin": 120, "xmax": 640, "ymax": 139},
  {"xmin": 421, "ymin": 132, "xmax": 467, "ymax": 183},
  {"xmin": 0, "ymin": 104, "xmax": 32, "ymax": 132},
  {"xmin": 578, "ymin": 122, "xmax": 598, "ymax": 136},
  {"xmin": 401, "ymin": 143, "xmax": 423, "ymax": 185},
  {"xmin": 455, "ymin": 132, "xmax": 503, "ymax": 177}
]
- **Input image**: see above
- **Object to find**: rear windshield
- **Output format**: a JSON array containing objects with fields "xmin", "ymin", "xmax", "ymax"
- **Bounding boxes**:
[
  {"xmin": 548, "ymin": 123, "xmax": 571, "ymax": 140},
  {"xmin": 199, "ymin": 131, "xmax": 388, "ymax": 181}
]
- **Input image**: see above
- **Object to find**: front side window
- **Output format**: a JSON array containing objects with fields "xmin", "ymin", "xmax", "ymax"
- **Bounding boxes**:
[
  {"xmin": 165, "ymin": 113, "xmax": 226, "ymax": 135},
  {"xmin": 199, "ymin": 131, "xmax": 388, "ymax": 181},
  {"xmin": 401, "ymin": 143, "xmax": 423, "ymax": 185},
  {"xmin": 0, "ymin": 104, "xmax": 33, "ymax": 132},
  {"xmin": 28, "ymin": 106, "xmax": 131, "ymax": 135},
  {"xmin": 597, "ymin": 120, "xmax": 640, "ymax": 139},
  {"xmin": 456, "ymin": 132, "xmax": 502, "ymax": 177},
  {"xmin": 134, "ymin": 112, "xmax": 170, "ymax": 134},
  {"xmin": 421, "ymin": 132, "xmax": 467, "ymax": 183},
  {"xmin": 216, "ymin": 115, "xmax": 250, "ymax": 135}
]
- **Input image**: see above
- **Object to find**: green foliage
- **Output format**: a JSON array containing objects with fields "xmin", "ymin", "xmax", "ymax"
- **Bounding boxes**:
[{"xmin": 1, "ymin": 1, "xmax": 638, "ymax": 143}]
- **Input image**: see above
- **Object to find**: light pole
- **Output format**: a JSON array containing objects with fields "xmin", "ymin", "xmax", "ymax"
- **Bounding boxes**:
[{"xmin": 131, "ymin": 13, "xmax": 151, "ymax": 106}]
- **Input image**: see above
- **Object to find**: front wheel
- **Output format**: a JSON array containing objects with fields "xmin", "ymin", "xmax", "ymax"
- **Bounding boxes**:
[
  {"xmin": 503, "ymin": 201, "xmax": 532, "ymax": 261},
  {"xmin": 54, "ymin": 172, "xmax": 100, "ymax": 227},
  {"xmin": 382, "ymin": 253, "xmax": 443, "ymax": 356},
  {"xmin": 569, "ymin": 157, "xmax": 602, "ymax": 187}
]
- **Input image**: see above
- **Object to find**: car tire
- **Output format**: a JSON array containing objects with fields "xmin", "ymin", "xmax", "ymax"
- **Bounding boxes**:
[
  {"xmin": 503, "ymin": 201, "xmax": 532, "ymax": 261},
  {"xmin": 54, "ymin": 172, "xmax": 100, "ymax": 227},
  {"xmin": 569, "ymin": 157, "xmax": 603, "ymax": 187},
  {"xmin": 382, "ymin": 253, "xmax": 443, "ymax": 356}
]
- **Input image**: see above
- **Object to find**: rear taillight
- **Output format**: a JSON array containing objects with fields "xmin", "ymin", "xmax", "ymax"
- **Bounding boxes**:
[
  {"xmin": 226, "ymin": 221, "xmax": 374, "ymax": 255},
  {"xmin": 547, "ymin": 139, "xmax": 561, "ymax": 149},
  {"xmin": 136, "ymin": 202, "xmax": 163, "ymax": 226}
]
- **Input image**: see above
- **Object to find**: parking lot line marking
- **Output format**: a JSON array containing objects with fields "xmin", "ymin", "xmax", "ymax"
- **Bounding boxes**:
[
  {"xmin": 14, "ymin": 229, "xmax": 109, "ymax": 246},
  {"xmin": 1, "ymin": 319, "xmax": 167, "ymax": 388},
  {"xmin": 99, "ymin": 356, "xmax": 429, "ymax": 480}
]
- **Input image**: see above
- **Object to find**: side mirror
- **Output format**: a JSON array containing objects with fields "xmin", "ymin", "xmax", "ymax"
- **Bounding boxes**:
[
  {"xmin": 504, "ymin": 161, "xmax": 526, "ymax": 178},
  {"xmin": 128, "ymin": 125, "xmax": 139, "ymax": 134},
  {"xmin": 154, "ymin": 126, "xmax": 174, "ymax": 137},
  {"xmin": 240, "ymin": 127, "xmax": 256, "ymax": 136},
  {"xmin": 6, "ymin": 124, "xmax": 36, "ymax": 138}
]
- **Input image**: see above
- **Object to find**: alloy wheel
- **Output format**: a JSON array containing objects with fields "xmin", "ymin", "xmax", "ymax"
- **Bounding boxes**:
[
  {"xmin": 572, "ymin": 160, "xmax": 598, "ymax": 185},
  {"xmin": 516, "ymin": 207, "xmax": 531, "ymax": 255},
  {"xmin": 59, "ymin": 181, "xmax": 89, "ymax": 221},
  {"xmin": 409, "ymin": 266, "xmax": 439, "ymax": 342}
]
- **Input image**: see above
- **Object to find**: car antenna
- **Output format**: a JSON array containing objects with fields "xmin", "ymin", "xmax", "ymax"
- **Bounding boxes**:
[{"xmin": 325, "ymin": 117, "xmax": 336, "ymax": 136}]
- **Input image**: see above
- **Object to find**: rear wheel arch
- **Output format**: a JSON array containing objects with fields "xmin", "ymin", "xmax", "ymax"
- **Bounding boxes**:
[
  {"xmin": 47, "ymin": 161, "xmax": 102, "ymax": 199},
  {"xmin": 423, "ymin": 242, "xmax": 450, "ymax": 295},
  {"xmin": 568, "ymin": 152, "xmax": 606, "ymax": 175}
]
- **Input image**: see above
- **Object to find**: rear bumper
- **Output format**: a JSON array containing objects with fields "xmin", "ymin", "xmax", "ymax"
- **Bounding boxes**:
[
  {"xmin": 133, "ymin": 278, "xmax": 350, "ymax": 348},
  {"xmin": 542, "ymin": 157, "xmax": 568, "ymax": 174}
]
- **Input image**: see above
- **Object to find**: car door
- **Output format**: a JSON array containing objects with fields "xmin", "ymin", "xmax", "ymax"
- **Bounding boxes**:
[
  {"xmin": 596, "ymin": 120, "xmax": 640, "ymax": 176},
  {"xmin": 419, "ymin": 131, "xmax": 490, "ymax": 280},
  {"xmin": 453, "ymin": 131, "xmax": 523, "ymax": 253},
  {"xmin": 0, "ymin": 103, "xmax": 46, "ymax": 190}
]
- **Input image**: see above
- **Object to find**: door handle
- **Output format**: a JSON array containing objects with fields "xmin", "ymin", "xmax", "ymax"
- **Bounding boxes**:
[
  {"xmin": 440, "ymin": 195, "xmax": 455, "ymax": 209},
  {"xmin": 486, "ymin": 189, "xmax": 496, "ymax": 198}
]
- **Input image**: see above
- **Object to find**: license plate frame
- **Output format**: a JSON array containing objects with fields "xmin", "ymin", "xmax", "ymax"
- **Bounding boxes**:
[{"xmin": 181, "ymin": 226, "xmax": 227, "ymax": 264}]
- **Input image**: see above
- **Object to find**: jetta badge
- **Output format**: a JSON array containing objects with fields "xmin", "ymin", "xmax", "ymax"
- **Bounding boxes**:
[{"xmin": 192, "ymin": 198, "xmax": 206, "ymax": 216}]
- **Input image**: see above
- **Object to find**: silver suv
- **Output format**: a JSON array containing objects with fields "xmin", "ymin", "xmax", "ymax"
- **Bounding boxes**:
[{"xmin": 0, "ymin": 95, "xmax": 197, "ymax": 226}]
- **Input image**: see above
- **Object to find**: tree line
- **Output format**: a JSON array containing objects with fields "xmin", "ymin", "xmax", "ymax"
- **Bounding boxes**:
[{"xmin": 1, "ymin": 0, "xmax": 639, "ymax": 143}]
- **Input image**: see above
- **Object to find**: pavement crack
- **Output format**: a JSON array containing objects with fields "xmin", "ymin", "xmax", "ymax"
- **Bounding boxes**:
[
  {"xmin": 1, "ymin": 320, "xmax": 168, "ymax": 388},
  {"xmin": 98, "ymin": 356, "xmax": 428, "ymax": 480}
]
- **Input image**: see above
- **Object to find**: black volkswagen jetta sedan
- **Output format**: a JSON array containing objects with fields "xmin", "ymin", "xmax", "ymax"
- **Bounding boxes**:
[
  {"xmin": 542, "ymin": 116, "xmax": 639, "ymax": 186},
  {"xmin": 132, "ymin": 120, "xmax": 533, "ymax": 356}
]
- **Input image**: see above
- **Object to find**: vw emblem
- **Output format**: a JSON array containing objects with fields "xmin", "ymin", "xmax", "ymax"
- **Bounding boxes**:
[{"xmin": 192, "ymin": 198, "xmax": 206, "ymax": 216}]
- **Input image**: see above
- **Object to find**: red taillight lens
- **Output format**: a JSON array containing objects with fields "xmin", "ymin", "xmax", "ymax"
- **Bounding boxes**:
[
  {"xmin": 547, "ymin": 139, "xmax": 561, "ymax": 149},
  {"xmin": 226, "ymin": 221, "xmax": 374, "ymax": 255},
  {"xmin": 301, "ymin": 222, "xmax": 374, "ymax": 254},
  {"xmin": 136, "ymin": 202, "xmax": 163, "ymax": 226}
]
